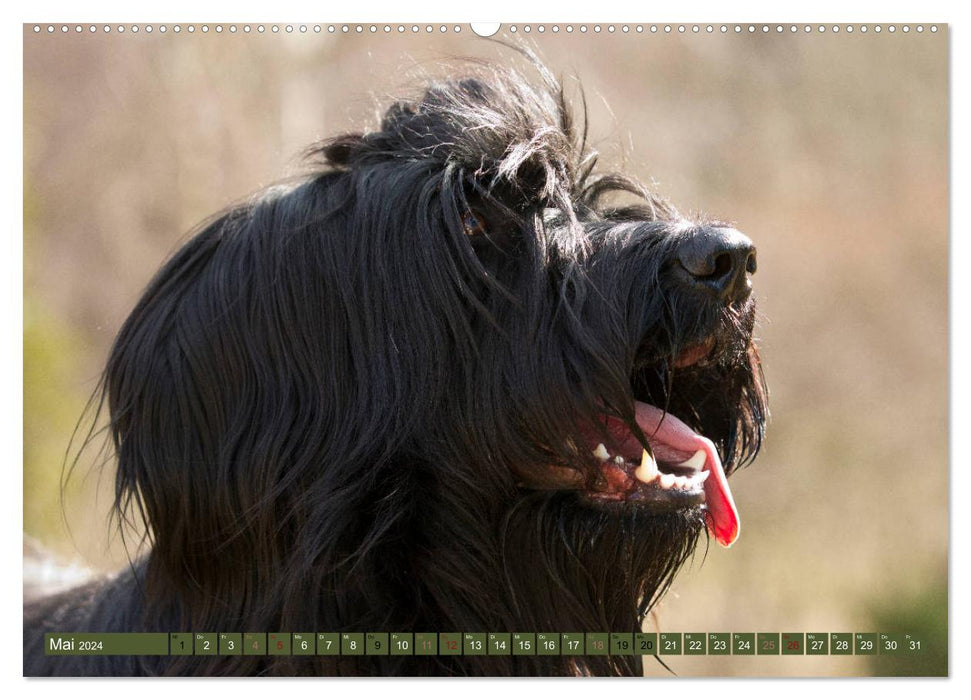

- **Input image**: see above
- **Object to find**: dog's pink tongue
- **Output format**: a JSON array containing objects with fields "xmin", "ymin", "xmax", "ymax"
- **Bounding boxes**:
[{"xmin": 634, "ymin": 401, "xmax": 741, "ymax": 547}]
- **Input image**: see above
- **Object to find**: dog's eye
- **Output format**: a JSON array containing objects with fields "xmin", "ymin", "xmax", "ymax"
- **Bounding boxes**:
[{"xmin": 461, "ymin": 210, "xmax": 488, "ymax": 237}]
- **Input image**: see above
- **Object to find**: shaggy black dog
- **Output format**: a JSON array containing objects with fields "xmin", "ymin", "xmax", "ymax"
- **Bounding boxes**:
[{"xmin": 24, "ymin": 61, "xmax": 766, "ymax": 676}]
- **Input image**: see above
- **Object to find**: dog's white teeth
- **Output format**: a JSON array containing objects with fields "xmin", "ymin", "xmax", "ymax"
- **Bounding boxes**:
[
  {"xmin": 592, "ymin": 443, "xmax": 611, "ymax": 461},
  {"xmin": 613, "ymin": 455, "xmax": 626, "ymax": 464},
  {"xmin": 634, "ymin": 449, "xmax": 658, "ymax": 484},
  {"xmin": 676, "ymin": 449, "xmax": 707, "ymax": 471},
  {"xmin": 651, "ymin": 468, "xmax": 710, "ymax": 491}
]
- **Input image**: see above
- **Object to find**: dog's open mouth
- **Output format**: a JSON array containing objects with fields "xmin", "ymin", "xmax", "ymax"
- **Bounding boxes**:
[
  {"xmin": 577, "ymin": 400, "xmax": 740, "ymax": 548},
  {"xmin": 546, "ymin": 338, "xmax": 741, "ymax": 548}
]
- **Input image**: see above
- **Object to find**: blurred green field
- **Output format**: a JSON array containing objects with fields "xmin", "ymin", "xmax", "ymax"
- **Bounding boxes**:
[{"xmin": 23, "ymin": 26, "xmax": 948, "ymax": 676}]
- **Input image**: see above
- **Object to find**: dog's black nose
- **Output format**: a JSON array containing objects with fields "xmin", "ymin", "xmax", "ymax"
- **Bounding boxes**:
[{"xmin": 676, "ymin": 227, "xmax": 757, "ymax": 302}]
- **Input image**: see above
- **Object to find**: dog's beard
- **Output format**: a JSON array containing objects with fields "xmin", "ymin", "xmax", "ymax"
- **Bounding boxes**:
[
  {"xmin": 502, "ymin": 493, "xmax": 705, "ymax": 619},
  {"xmin": 631, "ymin": 298, "xmax": 766, "ymax": 477},
  {"xmin": 412, "ymin": 488, "xmax": 705, "ymax": 676}
]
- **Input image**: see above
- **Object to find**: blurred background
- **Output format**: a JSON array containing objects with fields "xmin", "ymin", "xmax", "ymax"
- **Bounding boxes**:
[{"xmin": 23, "ymin": 25, "xmax": 947, "ymax": 676}]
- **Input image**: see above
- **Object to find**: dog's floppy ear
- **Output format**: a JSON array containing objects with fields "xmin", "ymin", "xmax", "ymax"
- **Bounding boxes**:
[
  {"xmin": 380, "ymin": 100, "xmax": 418, "ymax": 131},
  {"xmin": 317, "ymin": 133, "xmax": 365, "ymax": 167},
  {"xmin": 314, "ymin": 101, "xmax": 417, "ymax": 168}
]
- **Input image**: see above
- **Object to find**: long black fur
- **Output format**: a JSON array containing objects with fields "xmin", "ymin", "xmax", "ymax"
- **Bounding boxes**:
[{"xmin": 24, "ymin": 60, "xmax": 766, "ymax": 676}]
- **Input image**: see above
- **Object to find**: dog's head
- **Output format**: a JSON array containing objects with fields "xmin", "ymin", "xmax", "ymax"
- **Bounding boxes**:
[
  {"xmin": 100, "ymin": 63, "xmax": 766, "ymax": 668},
  {"xmin": 312, "ymin": 66, "xmax": 766, "ymax": 537}
]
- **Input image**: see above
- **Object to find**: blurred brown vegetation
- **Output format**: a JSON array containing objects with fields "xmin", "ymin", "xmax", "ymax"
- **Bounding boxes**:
[{"xmin": 23, "ymin": 26, "xmax": 947, "ymax": 676}]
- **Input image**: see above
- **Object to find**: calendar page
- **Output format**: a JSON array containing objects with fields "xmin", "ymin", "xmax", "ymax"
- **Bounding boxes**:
[{"xmin": 22, "ymin": 18, "xmax": 948, "ymax": 679}]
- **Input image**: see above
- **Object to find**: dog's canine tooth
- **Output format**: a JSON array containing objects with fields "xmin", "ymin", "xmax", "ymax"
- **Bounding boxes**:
[
  {"xmin": 694, "ymin": 470, "xmax": 712, "ymax": 484},
  {"xmin": 676, "ymin": 449, "xmax": 707, "ymax": 471},
  {"xmin": 592, "ymin": 443, "xmax": 610, "ymax": 461},
  {"xmin": 634, "ymin": 448, "xmax": 658, "ymax": 484}
]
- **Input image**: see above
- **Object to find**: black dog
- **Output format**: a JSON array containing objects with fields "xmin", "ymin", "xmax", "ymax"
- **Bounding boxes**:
[{"xmin": 24, "ymin": 61, "xmax": 766, "ymax": 676}]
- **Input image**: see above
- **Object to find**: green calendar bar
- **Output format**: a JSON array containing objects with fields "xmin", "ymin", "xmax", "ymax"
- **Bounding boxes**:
[
  {"xmin": 44, "ymin": 633, "xmax": 168, "ymax": 656},
  {"xmin": 40, "ymin": 631, "xmax": 929, "ymax": 657}
]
